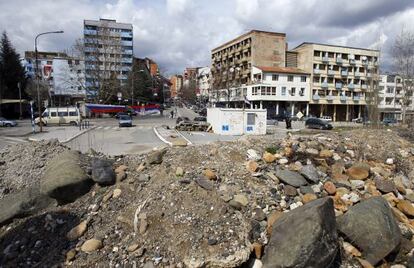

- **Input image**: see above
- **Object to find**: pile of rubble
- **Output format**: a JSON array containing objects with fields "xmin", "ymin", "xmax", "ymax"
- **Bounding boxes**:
[
  {"xmin": 1, "ymin": 128, "xmax": 414, "ymax": 267},
  {"xmin": 0, "ymin": 139, "xmax": 69, "ymax": 199}
]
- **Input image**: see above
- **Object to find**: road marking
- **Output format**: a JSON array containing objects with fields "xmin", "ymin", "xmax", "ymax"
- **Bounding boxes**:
[
  {"xmin": 3, "ymin": 137, "xmax": 27, "ymax": 144},
  {"xmin": 104, "ymin": 126, "xmax": 111, "ymax": 130}
]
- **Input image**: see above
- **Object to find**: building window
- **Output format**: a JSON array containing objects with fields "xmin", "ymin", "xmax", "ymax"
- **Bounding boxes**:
[
  {"xmin": 272, "ymin": 74, "xmax": 279, "ymax": 81},
  {"xmin": 301, "ymin": 76, "xmax": 307, "ymax": 82},
  {"xmin": 252, "ymin": 87, "xmax": 258, "ymax": 95},
  {"xmin": 281, "ymin": 87, "xmax": 286, "ymax": 96},
  {"xmin": 291, "ymin": 87, "xmax": 296, "ymax": 96},
  {"xmin": 299, "ymin": 88, "xmax": 305, "ymax": 96},
  {"xmin": 288, "ymin": 75, "xmax": 294, "ymax": 82},
  {"xmin": 261, "ymin": 86, "xmax": 266, "ymax": 95},
  {"xmin": 272, "ymin": 87, "xmax": 276, "ymax": 95}
]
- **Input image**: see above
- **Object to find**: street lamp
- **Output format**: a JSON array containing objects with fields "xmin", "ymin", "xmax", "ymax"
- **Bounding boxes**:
[{"xmin": 35, "ymin": 30, "xmax": 64, "ymax": 132}]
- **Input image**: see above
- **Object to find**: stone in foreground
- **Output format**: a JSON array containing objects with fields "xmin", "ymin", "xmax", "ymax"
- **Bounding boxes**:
[
  {"xmin": 0, "ymin": 187, "xmax": 54, "ymax": 226},
  {"xmin": 262, "ymin": 197, "xmax": 338, "ymax": 268},
  {"xmin": 41, "ymin": 151, "xmax": 93, "ymax": 203},
  {"xmin": 275, "ymin": 169, "xmax": 308, "ymax": 187},
  {"xmin": 336, "ymin": 196, "xmax": 401, "ymax": 265},
  {"xmin": 91, "ymin": 158, "xmax": 116, "ymax": 186}
]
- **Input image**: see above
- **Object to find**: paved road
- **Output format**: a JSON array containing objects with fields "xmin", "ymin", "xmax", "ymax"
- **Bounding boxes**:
[{"xmin": 66, "ymin": 115, "xmax": 174, "ymax": 156}]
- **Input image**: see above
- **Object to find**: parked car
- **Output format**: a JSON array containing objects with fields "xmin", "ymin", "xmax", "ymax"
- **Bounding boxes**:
[
  {"xmin": 0, "ymin": 117, "xmax": 17, "ymax": 127},
  {"xmin": 193, "ymin": 116, "xmax": 207, "ymax": 122},
  {"xmin": 118, "ymin": 115, "xmax": 132, "ymax": 127},
  {"xmin": 305, "ymin": 118, "xmax": 333, "ymax": 130},
  {"xmin": 115, "ymin": 112, "xmax": 129, "ymax": 119},
  {"xmin": 382, "ymin": 118, "xmax": 398, "ymax": 126},
  {"xmin": 176, "ymin": 116, "xmax": 190, "ymax": 124},
  {"xmin": 34, "ymin": 107, "xmax": 80, "ymax": 126},
  {"xmin": 320, "ymin": 116, "xmax": 333, "ymax": 122}
]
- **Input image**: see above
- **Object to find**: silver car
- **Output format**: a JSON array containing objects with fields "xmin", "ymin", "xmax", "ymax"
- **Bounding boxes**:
[
  {"xmin": 0, "ymin": 117, "xmax": 17, "ymax": 127},
  {"xmin": 118, "ymin": 115, "xmax": 132, "ymax": 127}
]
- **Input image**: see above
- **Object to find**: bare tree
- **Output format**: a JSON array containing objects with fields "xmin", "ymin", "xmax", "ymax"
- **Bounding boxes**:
[
  {"xmin": 392, "ymin": 28, "xmax": 414, "ymax": 125},
  {"xmin": 69, "ymin": 21, "xmax": 124, "ymax": 104}
]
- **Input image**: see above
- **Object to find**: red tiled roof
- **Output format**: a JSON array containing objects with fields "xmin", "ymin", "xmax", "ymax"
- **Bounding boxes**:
[{"xmin": 255, "ymin": 66, "xmax": 309, "ymax": 75}]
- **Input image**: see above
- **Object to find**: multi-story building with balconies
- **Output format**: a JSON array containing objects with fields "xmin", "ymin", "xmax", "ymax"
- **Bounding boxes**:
[
  {"xmin": 378, "ymin": 74, "xmax": 414, "ymax": 120},
  {"xmin": 211, "ymin": 66, "xmax": 311, "ymax": 117},
  {"xmin": 292, "ymin": 43, "xmax": 380, "ymax": 121},
  {"xmin": 83, "ymin": 18, "xmax": 133, "ymax": 95},
  {"xmin": 211, "ymin": 30, "xmax": 287, "ymax": 89}
]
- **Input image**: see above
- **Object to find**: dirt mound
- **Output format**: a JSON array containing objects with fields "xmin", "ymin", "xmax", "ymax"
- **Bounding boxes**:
[
  {"xmin": 0, "ymin": 139, "xmax": 69, "ymax": 199},
  {"xmin": 1, "ymin": 128, "xmax": 414, "ymax": 267}
]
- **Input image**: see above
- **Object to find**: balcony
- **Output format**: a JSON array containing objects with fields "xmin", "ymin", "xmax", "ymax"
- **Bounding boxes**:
[
  {"xmin": 354, "ymin": 72, "xmax": 361, "ymax": 77},
  {"xmin": 84, "ymin": 29, "xmax": 97, "ymax": 35},
  {"xmin": 314, "ymin": 69, "xmax": 321, "ymax": 75},
  {"xmin": 340, "ymin": 95, "xmax": 348, "ymax": 102},
  {"xmin": 321, "ymin": 82, "xmax": 329, "ymax": 88},
  {"xmin": 322, "ymin": 56, "xmax": 329, "ymax": 63},
  {"xmin": 312, "ymin": 94, "xmax": 320, "ymax": 101},
  {"xmin": 362, "ymin": 61, "xmax": 368, "ymax": 66},
  {"xmin": 326, "ymin": 95, "xmax": 334, "ymax": 101},
  {"xmin": 367, "ymin": 73, "xmax": 372, "ymax": 78},
  {"xmin": 361, "ymin": 84, "xmax": 368, "ymax": 90},
  {"xmin": 353, "ymin": 96, "xmax": 361, "ymax": 101},
  {"xmin": 328, "ymin": 70, "xmax": 335, "ymax": 76},
  {"xmin": 349, "ymin": 59, "xmax": 356, "ymax": 65},
  {"xmin": 336, "ymin": 58, "xmax": 343, "ymax": 64},
  {"xmin": 341, "ymin": 70, "xmax": 348, "ymax": 76},
  {"xmin": 335, "ymin": 82, "xmax": 343, "ymax": 89},
  {"xmin": 348, "ymin": 83, "xmax": 355, "ymax": 90},
  {"xmin": 120, "ymin": 31, "xmax": 133, "ymax": 38}
]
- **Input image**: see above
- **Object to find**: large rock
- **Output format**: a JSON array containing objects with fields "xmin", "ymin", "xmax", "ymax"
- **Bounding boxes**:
[
  {"xmin": 262, "ymin": 197, "xmax": 338, "ymax": 268},
  {"xmin": 0, "ymin": 187, "xmax": 54, "ymax": 226},
  {"xmin": 146, "ymin": 149, "xmax": 167, "ymax": 165},
  {"xmin": 300, "ymin": 164, "xmax": 320, "ymax": 183},
  {"xmin": 91, "ymin": 158, "xmax": 115, "ymax": 186},
  {"xmin": 337, "ymin": 196, "xmax": 401, "ymax": 265},
  {"xmin": 41, "ymin": 151, "xmax": 93, "ymax": 203},
  {"xmin": 275, "ymin": 169, "xmax": 308, "ymax": 187},
  {"xmin": 347, "ymin": 162, "xmax": 370, "ymax": 180}
]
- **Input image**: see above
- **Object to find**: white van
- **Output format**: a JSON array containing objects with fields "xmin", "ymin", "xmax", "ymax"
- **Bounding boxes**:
[{"xmin": 35, "ymin": 107, "xmax": 80, "ymax": 126}]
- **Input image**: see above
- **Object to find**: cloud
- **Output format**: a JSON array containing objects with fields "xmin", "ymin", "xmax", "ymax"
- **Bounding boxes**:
[{"xmin": 0, "ymin": 0, "xmax": 413, "ymax": 74}]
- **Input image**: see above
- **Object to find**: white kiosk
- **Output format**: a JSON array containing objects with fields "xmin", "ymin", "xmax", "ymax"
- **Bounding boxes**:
[{"xmin": 207, "ymin": 108, "xmax": 267, "ymax": 135}]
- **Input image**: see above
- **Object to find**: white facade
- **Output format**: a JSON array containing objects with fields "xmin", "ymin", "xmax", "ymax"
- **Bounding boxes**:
[
  {"xmin": 210, "ymin": 66, "xmax": 311, "ymax": 117},
  {"xmin": 379, "ymin": 74, "xmax": 414, "ymax": 119},
  {"xmin": 197, "ymin": 67, "xmax": 211, "ymax": 97},
  {"xmin": 207, "ymin": 107, "xmax": 267, "ymax": 135},
  {"xmin": 53, "ymin": 58, "xmax": 86, "ymax": 98}
]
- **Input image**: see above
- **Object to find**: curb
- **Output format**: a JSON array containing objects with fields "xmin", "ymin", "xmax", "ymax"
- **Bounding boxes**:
[
  {"xmin": 27, "ymin": 126, "xmax": 98, "ymax": 144},
  {"xmin": 153, "ymin": 127, "xmax": 173, "ymax": 146},
  {"xmin": 176, "ymin": 131, "xmax": 193, "ymax": 145}
]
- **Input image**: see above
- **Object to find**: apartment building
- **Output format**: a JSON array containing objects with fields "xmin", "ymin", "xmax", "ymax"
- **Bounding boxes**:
[
  {"xmin": 24, "ymin": 51, "xmax": 86, "ymax": 105},
  {"xmin": 211, "ymin": 66, "xmax": 310, "ymax": 116},
  {"xmin": 292, "ymin": 43, "xmax": 380, "ymax": 121},
  {"xmin": 170, "ymin": 74, "xmax": 183, "ymax": 99},
  {"xmin": 379, "ymin": 74, "xmax": 414, "ymax": 120},
  {"xmin": 211, "ymin": 30, "xmax": 287, "ymax": 88},
  {"xmin": 83, "ymin": 18, "xmax": 133, "ymax": 93}
]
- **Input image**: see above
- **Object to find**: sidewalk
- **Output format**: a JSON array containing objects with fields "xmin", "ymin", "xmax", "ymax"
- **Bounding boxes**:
[
  {"xmin": 28, "ymin": 125, "xmax": 96, "ymax": 143},
  {"xmin": 153, "ymin": 125, "xmax": 192, "ymax": 147}
]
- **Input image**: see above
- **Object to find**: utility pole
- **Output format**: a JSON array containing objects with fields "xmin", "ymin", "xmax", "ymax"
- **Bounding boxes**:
[
  {"xmin": 18, "ymin": 82, "xmax": 22, "ymax": 119},
  {"xmin": 35, "ymin": 30, "xmax": 64, "ymax": 132}
]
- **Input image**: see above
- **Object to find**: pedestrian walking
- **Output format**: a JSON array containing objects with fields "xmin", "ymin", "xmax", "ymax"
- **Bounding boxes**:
[{"xmin": 170, "ymin": 110, "xmax": 174, "ymax": 119}]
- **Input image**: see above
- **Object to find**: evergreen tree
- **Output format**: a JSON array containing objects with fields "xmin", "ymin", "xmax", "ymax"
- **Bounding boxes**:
[{"xmin": 0, "ymin": 31, "xmax": 25, "ymax": 100}]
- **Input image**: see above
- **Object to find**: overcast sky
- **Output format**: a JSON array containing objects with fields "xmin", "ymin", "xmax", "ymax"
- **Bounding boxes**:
[{"xmin": 1, "ymin": 0, "xmax": 413, "ymax": 75}]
